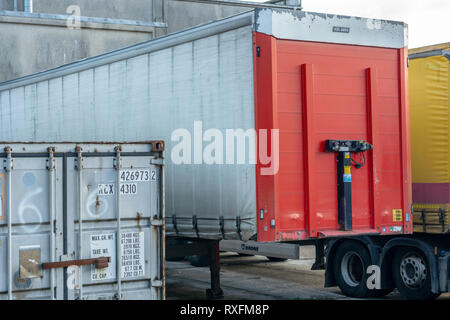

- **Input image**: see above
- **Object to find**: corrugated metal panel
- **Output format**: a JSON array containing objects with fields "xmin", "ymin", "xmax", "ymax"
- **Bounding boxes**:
[{"xmin": 0, "ymin": 143, "xmax": 164, "ymax": 300}]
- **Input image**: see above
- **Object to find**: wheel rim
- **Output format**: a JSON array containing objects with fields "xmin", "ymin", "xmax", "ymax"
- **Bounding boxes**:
[
  {"xmin": 341, "ymin": 251, "xmax": 364, "ymax": 287},
  {"xmin": 399, "ymin": 253, "xmax": 427, "ymax": 289}
]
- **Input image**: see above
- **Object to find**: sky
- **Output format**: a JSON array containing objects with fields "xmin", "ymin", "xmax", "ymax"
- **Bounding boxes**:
[{"xmin": 254, "ymin": 0, "xmax": 450, "ymax": 48}]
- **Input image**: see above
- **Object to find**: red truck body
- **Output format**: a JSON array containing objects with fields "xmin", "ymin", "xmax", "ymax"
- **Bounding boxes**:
[{"xmin": 254, "ymin": 30, "xmax": 411, "ymax": 242}]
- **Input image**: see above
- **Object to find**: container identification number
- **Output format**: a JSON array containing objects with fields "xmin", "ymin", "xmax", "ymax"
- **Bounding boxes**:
[
  {"xmin": 120, "ymin": 183, "xmax": 137, "ymax": 195},
  {"xmin": 120, "ymin": 169, "xmax": 156, "ymax": 182}
]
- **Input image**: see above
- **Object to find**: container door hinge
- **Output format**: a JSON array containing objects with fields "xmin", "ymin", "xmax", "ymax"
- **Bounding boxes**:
[
  {"xmin": 46, "ymin": 147, "xmax": 56, "ymax": 170},
  {"xmin": 150, "ymin": 158, "xmax": 164, "ymax": 166},
  {"xmin": 114, "ymin": 146, "xmax": 122, "ymax": 170},
  {"xmin": 74, "ymin": 146, "xmax": 83, "ymax": 170},
  {"xmin": 3, "ymin": 146, "xmax": 13, "ymax": 171}
]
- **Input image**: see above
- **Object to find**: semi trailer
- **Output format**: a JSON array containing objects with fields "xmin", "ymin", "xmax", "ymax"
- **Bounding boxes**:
[{"xmin": 0, "ymin": 7, "xmax": 449, "ymax": 300}]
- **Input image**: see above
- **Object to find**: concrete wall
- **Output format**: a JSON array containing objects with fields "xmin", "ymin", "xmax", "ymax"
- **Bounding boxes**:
[
  {"xmin": 0, "ymin": 0, "xmax": 248, "ymax": 32},
  {"xmin": 0, "ymin": 14, "xmax": 154, "ymax": 82},
  {"xmin": 0, "ymin": 0, "xmax": 153, "ymax": 20},
  {"xmin": 163, "ymin": 0, "xmax": 249, "ymax": 34},
  {"xmin": 33, "ymin": 0, "xmax": 153, "ymax": 21},
  {"xmin": 0, "ymin": 0, "xmax": 249, "ymax": 82},
  {"xmin": 0, "ymin": 0, "xmax": 12, "ymax": 10}
]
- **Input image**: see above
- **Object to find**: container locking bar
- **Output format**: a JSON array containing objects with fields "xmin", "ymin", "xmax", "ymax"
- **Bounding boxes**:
[
  {"xmin": 42, "ymin": 257, "xmax": 110, "ymax": 270},
  {"xmin": 325, "ymin": 140, "xmax": 373, "ymax": 231}
]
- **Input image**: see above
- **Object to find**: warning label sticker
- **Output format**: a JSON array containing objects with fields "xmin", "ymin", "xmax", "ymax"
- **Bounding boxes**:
[
  {"xmin": 393, "ymin": 209, "xmax": 403, "ymax": 222},
  {"xmin": 90, "ymin": 233, "xmax": 115, "ymax": 281},
  {"xmin": 121, "ymin": 232, "xmax": 145, "ymax": 279}
]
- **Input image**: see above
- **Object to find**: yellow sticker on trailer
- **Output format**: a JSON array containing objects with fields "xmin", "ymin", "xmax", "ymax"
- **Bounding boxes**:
[
  {"xmin": 393, "ymin": 209, "xmax": 403, "ymax": 222},
  {"xmin": 344, "ymin": 166, "xmax": 351, "ymax": 175}
]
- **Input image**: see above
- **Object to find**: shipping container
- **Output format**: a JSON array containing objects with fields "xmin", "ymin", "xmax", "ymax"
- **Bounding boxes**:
[
  {"xmin": 0, "ymin": 142, "xmax": 165, "ymax": 300},
  {"xmin": 0, "ymin": 8, "xmax": 410, "ymax": 242},
  {"xmin": 409, "ymin": 43, "xmax": 450, "ymax": 233}
]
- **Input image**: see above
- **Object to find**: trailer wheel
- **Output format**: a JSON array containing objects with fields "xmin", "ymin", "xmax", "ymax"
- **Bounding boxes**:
[
  {"xmin": 166, "ymin": 238, "xmax": 186, "ymax": 261},
  {"xmin": 392, "ymin": 248, "xmax": 440, "ymax": 300},
  {"xmin": 188, "ymin": 254, "xmax": 210, "ymax": 267},
  {"xmin": 333, "ymin": 241, "xmax": 375, "ymax": 298}
]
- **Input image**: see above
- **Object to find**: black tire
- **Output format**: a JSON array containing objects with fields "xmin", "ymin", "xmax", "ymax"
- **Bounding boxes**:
[
  {"xmin": 165, "ymin": 238, "xmax": 186, "ymax": 261},
  {"xmin": 333, "ymin": 241, "xmax": 376, "ymax": 298},
  {"xmin": 371, "ymin": 288, "xmax": 394, "ymax": 298},
  {"xmin": 266, "ymin": 257, "xmax": 288, "ymax": 262},
  {"xmin": 392, "ymin": 247, "xmax": 440, "ymax": 300},
  {"xmin": 188, "ymin": 254, "xmax": 210, "ymax": 267},
  {"xmin": 166, "ymin": 256, "xmax": 185, "ymax": 262}
]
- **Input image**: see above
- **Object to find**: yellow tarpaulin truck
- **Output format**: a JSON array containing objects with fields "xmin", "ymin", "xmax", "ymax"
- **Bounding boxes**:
[{"xmin": 410, "ymin": 43, "xmax": 450, "ymax": 233}]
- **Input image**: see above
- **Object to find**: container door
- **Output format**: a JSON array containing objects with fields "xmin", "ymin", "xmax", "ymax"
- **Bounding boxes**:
[
  {"xmin": 254, "ymin": 32, "xmax": 410, "ymax": 241},
  {"xmin": 0, "ymin": 151, "xmax": 64, "ymax": 300},
  {"xmin": 64, "ymin": 152, "xmax": 163, "ymax": 300}
]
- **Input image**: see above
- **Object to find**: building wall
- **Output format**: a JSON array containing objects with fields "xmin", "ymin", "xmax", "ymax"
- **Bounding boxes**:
[
  {"xmin": 0, "ymin": 0, "xmax": 247, "ymax": 28},
  {"xmin": 162, "ymin": 0, "xmax": 249, "ymax": 34},
  {"xmin": 0, "ymin": 14, "xmax": 155, "ymax": 82},
  {"xmin": 0, "ymin": 0, "xmax": 248, "ymax": 82},
  {"xmin": 0, "ymin": 0, "xmax": 13, "ymax": 10},
  {"xmin": 32, "ymin": 0, "xmax": 154, "ymax": 21}
]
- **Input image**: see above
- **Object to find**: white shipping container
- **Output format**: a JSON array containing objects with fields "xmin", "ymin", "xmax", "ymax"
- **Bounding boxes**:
[{"xmin": 0, "ymin": 142, "xmax": 165, "ymax": 300}]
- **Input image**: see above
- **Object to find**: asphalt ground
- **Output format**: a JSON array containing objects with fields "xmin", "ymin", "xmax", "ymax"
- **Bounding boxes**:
[{"xmin": 166, "ymin": 249, "xmax": 450, "ymax": 300}]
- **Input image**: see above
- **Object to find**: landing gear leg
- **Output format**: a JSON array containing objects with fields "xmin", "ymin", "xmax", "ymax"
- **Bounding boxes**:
[{"xmin": 206, "ymin": 240, "xmax": 224, "ymax": 299}]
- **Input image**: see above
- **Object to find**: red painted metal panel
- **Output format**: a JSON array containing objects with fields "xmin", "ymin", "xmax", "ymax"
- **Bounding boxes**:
[
  {"xmin": 254, "ymin": 32, "xmax": 278, "ymax": 242},
  {"xmin": 399, "ymin": 47, "xmax": 413, "ymax": 234},
  {"xmin": 254, "ymin": 32, "xmax": 411, "ymax": 242},
  {"xmin": 366, "ymin": 68, "xmax": 380, "ymax": 231},
  {"xmin": 301, "ymin": 64, "xmax": 318, "ymax": 238}
]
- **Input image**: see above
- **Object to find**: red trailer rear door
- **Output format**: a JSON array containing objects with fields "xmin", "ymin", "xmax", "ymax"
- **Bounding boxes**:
[{"xmin": 254, "ymin": 31, "xmax": 411, "ymax": 242}]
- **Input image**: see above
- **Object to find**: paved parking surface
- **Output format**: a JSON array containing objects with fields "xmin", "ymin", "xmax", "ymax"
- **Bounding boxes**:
[{"xmin": 166, "ymin": 251, "xmax": 450, "ymax": 300}]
